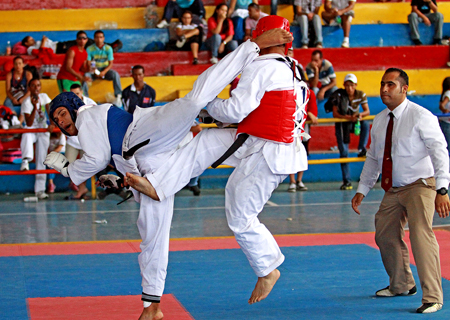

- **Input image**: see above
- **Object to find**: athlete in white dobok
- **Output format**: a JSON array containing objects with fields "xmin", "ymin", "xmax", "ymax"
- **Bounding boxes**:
[
  {"xmin": 44, "ymin": 28, "xmax": 293, "ymax": 320},
  {"xmin": 126, "ymin": 15, "xmax": 310, "ymax": 306}
]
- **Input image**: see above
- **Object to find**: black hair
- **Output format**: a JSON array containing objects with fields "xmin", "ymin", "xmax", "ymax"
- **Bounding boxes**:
[
  {"xmin": 94, "ymin": 30, "xmax": 104, "ymax": 37},
  {"xmin": 385, "ymin": 67, "xmax": 409, "ymax": 86},
  {"xmin": 132, "ymin": 65, "xmax": 145, "ymax": 74},
  {"xmin": 212, "ymin": 3, "xmax": 230, "ymax": 35},
  {"xmin": 13, "ymin": 55, "xmax": 24, "ymax": 64},
  {"xmin": 76, "ymin": 30, "xmax": 87, "ymax": 38},
  {"xmin": 440, "ymin": 77, "xmax": 450, "ymax": 102},
  {"xmin": 311, "ymin": 50, "xmax": 323, "ymax": 59},
  {"xmin": 248, "ymin": 3, "xmax": 260, "ymax": 10},
  {"xmin": 70, "ymin": 83, "xmax": 82, "ymax": 90},
  {"xmin": 21, "ymin": 36, "xmax": 31, "ymax": 47},
  {"xmin": 28, "ymin": 77, "xmax": 40, "ymax": 87}
]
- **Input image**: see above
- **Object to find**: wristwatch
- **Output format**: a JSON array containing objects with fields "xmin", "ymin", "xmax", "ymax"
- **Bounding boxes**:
[
  {"xmin": 437, "ymin": 187, "xmax": 448, "ymax": 195},
  {"xmin": 223, "ymin": 41, "xmax": 227, "ymax": 45}
]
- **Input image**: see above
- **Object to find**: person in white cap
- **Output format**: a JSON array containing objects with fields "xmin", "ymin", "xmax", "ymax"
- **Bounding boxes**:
[{"xmin": 329, "ymin": 73, "xmax": 370, "ymax": 190}]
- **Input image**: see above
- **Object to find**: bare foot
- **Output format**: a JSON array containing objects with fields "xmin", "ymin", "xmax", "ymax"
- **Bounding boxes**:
[
  {"xmin": 125, "ymin": 172, "xmax": 160, "ymax": 200},
  {"xmin": 252, "ymin": 28, "xmax": 293, "ymax": 50},
  {"xmin": 138, "ymin": 303, "xmax": 164, "ymax": 320},
  {"xmin": 75, "ymin": 182, "xmax": 88, "ymax": 198},
  {"xmin": 248, "ymin": 269, "xmax": 280, "ymax": 304}
]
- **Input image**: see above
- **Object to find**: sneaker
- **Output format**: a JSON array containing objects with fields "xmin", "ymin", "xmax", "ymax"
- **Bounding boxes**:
[
  {"xmin": 315, "ymin": 42, "xmax": 323, "ymax": 48},
  {"xmin": 341, "ymin": 38, "xmax": 350, "ymax": 48},
  {"xmin": 210, "ymin": 57, "xmax": 219, "ymax": 64},
  {"xmin": 113, "ymin": 94, "xmax": 122, "ymax": 107},
  {"xmin": 340, "ymin": 182, "xmax": 353, "ymax": 190},
  {"xmin": 288, "ymin": 183, "xmax": 297, "ymax": 193},
  {"xmin": 176, "ymin": 36, "xmax": 186, "ymax": 48},
  {"xmin": 416, "ymin": 303, "xmax": 442, "ymax": 313},
  {"xmin": 189, "ymin": 185, "xmax": 201, "ymax": 196},
  {"xmin": 192, "ymin": 58, "xmax": 198, "ymax": 65},
  {"xmin": 412, "ymin": 39, "xmax": 422, "ymax": 45},
  {"xmin": 36, "ymin": 191, "xmax": 49, "ymax": 200},
  {"xmin": 357, "ymin": 149, "xmax": 367, "ymax": 157},
  {"xmin": 48, "ymin": 182, "xmax": 56, "ymax": 194},
  {"xmin": 20, "ymin": 159, "xmax": 29, "ymax": 171},
  {"xmin": 156, "ymin": 20, "xmax": 169, "ymax": 29},
  {"xmin": 376, "ymin": 285, "xmax": 417, "ymax": 297},
  {"xmin": 301, "ymin": 44, "xmax": 308, "ymax": 49},
  {"xmin": 297, "ymin": 181, "xmax": 308, "ymax": 191}
]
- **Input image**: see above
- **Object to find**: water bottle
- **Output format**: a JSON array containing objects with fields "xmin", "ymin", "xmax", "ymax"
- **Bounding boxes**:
[
  {"xmin": 379, "ymin": 37, "xmax": 383, "ymax": 47},
  {"xmin": 6, "ymin": 41, "xmax": 11, "ymax": 56},
  {"xmin": 354, "ymin": 120, "xmax": 361, "ymax": 136},
  {"xmin": 24, "ymin": 196, "xmax": 38, "ymax": 202},
  {"xmin": 335, "ymin": 16, "xmax": 342, "ymax": 25}
]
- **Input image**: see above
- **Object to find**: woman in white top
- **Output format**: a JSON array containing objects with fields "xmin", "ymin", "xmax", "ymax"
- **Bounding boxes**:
[
  {"xmin": 439, "ymin": 77, "xmax": 450, "ymax": 154},
  {"xmin": 175, "ymin": 10, "xmax": 202, "ymax": 65}
]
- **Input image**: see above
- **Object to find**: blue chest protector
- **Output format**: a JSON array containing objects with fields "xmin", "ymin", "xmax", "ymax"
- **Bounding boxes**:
[{"xmin": 107, "ymin": 106, "xmax": 133, "ymax": 158}]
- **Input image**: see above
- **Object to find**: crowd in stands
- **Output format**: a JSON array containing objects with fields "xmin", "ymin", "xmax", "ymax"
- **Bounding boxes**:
[{"xmin": 0, "ymin": 0, "xmax": 448, "ymax": 198}]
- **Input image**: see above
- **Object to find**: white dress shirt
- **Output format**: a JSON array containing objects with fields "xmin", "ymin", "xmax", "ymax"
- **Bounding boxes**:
[
  {"xmin": 357, "ymin": 98, "xmax": 450, "ymax": 195},
  {"xmin": 207, "ymin": 54, "xmax": 309, "ymax": 175}
]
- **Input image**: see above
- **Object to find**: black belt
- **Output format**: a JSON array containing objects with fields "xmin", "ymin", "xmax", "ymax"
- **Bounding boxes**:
[
  {"xmin": 211, "ymin": 133, "xmax": 249, "ymax": 168},
  {"xmin": 123, "ymin": 139, "xmax": 150, "ymax": 160}
]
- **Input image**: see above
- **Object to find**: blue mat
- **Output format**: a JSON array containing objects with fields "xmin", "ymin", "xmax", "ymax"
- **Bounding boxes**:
[{"xmin": 1, "ymin": 244, "xmax": 449, "ymax": 319}]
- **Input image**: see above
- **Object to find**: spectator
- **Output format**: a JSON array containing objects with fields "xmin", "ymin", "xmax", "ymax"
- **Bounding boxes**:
[
  {"xmin": 228, "ymin": 0, "xmax": 257, "ymax": 43},
  {"xmin": 47, "ymin": 131, "xmax": 66, "ymax": 193},
  {"xmin": 294, "ymin": 0, "xmax": 323, "ymax": 48},
  {"xmin": 15, "ymin": 35, "xmax": 122, "ymax": 55},
  {"xmin": 286, "ymin": 47, "xmax": 318, "ymax": 192},
  {"xmin": 122, "ymin": 65, "xmax": 156, "ymax": 113},
  {"xmin": 408, "ymin": 0, "xmax": 443, "ymax": 45},
  {"xmin": 4, "ymin": 56, "xmax": 33, "ymax": 119},
  {"xmin": 322, "ymin": 0, "xmax": 356, "ymax": 48},
  {"xmin": 156, "ymin": 0, "xmax": 206, "ymax": 28},
  {"xmin": 306, "ymin": 50, "xmax": 338, "ymax": 101},
  {"xmin": 86, "ymin": 30, "xmax": 122, "ymax": 107},
  {"xmin": 244, "ymin": 3, "xmax": 268, "ymax": 42},
  {"xmin": 65, "ymin": 83, "xmax": 96, "ymax": 200},
  {"xmin": 175, "ymin": 10, "xmax": 203, "ymax": 65},
  {"xmin": 20, "ymin": 78, "xmax": 54, "ymax": 199},
  {"xmin": 329, "ymin": 73, "xmax": 370, "ymax": 190},
  {"xmin": 21, "ymin": 35, "xmax": 58, "ymax": 55},
  {"xmin": 206, "ymin": 3, "xmax": 238, "ymax": 64},
  {"xmin": 438, "ymin": 77, "xmax": 450, "ymax": 153},
  {"xmin": 56, "ymin": 31, "xmax": 90, "ymax": 94}
]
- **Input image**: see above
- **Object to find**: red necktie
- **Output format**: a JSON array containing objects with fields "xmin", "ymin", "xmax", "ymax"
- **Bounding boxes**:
[{"xmin": 381, "ymin": 112, "xmax": 394, "ymax": 192}]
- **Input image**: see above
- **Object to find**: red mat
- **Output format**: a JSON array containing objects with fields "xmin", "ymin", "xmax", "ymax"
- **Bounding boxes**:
[{"xmin": 28, "ymin": 294, "xmax": 194, "ymax": 320}]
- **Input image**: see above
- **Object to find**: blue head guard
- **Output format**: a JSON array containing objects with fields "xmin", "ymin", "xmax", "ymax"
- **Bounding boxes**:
[{"xmin": 49, "ymin": 92, "xmax": 85, "ymax": 136}]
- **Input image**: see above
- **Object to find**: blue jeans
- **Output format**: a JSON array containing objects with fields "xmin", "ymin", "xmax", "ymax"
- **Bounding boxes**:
[
  {"xmin": 205, "ymin": 34, "xmax": 238, "ymax": 58},
  {"xmin": 87, "ymin": 69, "xmax": 122, "ymax": 96},
  {"xmin": 3, "ymin": 97, "xmax": 21, "ymax": 115},
  {"xmin": 335, "ymin": 120, "xmax": 370, "ymax": 184},
  {"xmin": 232, "ymin": 16, "xmax": 246, "ymax": 43},
  {"xmin": 188, "ymin": 176, "xmax": 199, "ymax": 187},
  {"xmin": 439, "ymin": 120, "xmax": 450, "ymax": 155}
]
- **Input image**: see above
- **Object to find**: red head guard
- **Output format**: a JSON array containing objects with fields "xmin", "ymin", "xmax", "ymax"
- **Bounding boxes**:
[{"xmin": 252, "ymin": 15, "xmax": 292, "ymax": 55}]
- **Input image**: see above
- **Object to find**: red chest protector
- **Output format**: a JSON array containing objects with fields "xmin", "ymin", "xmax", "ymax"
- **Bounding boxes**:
[{"xmin": 237, "ymin": 90, "xmax": 297, "ymax": 143}]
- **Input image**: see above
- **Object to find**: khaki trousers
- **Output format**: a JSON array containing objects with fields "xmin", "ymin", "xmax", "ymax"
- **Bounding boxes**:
[{"xmin": 375, "ymin": 177, "xmax": 443, "ymax": 304}]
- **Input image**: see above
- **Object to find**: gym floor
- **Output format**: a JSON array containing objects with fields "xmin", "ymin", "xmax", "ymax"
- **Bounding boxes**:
[{"xmin": 1, "ymin": 182, "xmax": 449, "ymax": 319}]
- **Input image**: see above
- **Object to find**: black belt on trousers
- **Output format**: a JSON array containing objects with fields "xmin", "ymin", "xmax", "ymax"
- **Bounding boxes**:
[
  {"xmin": 123, "ymin": 139, "xmax": 150, "ymax": 160},
  {"xmin": 211, "ymin": 133, "xmax": 249, "ymax": 168}
]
